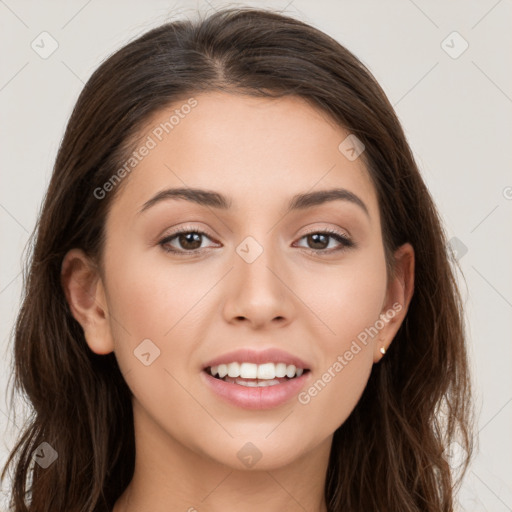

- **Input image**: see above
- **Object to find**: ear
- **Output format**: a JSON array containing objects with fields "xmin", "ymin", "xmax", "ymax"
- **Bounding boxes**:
[
  {"xmin": 60, "ymin": 248, "xmax": 115, "ymax": 355},
  {"xmin": 373, "ymin": 242, "xmax": 415, "ymax": 362}
]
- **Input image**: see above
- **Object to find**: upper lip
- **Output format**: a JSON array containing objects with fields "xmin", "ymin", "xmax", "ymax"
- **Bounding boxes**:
[{"xmin": 202, "ymin": 348, "xmax": 311, "ymax": 370}]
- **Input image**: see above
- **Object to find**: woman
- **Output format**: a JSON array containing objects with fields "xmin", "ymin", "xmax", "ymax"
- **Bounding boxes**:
[{"xmin": 1, "ymin": 7, "xmax": 473, "ymax": 511}]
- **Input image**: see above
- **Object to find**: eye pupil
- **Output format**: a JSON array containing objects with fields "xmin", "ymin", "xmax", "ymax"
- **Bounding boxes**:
[
  {"xmin": 179, "ymin": 232, "xmax": 202, "ymax": 250},
  {"xmin": 308, "ymin": 233, "xmax": 329, "ymax": 250}
]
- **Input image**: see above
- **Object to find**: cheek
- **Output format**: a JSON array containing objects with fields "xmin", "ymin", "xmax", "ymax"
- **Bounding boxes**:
[
  {"xmin": 103, "ymin": 241, "xmax": 223, "ymax": 391},
  {"xmin": 104, "ymin": 244, "xmax": 208, "ymax": 338},
  {"xmin": 103, "ymin": 248, "xmax": 209, "ymax": 426},
  {"xmin": 298, "ymin": 244, "xmax": 388, "ymax": 344},
  {"xmin": 293, "ymin": 248, "xmax": 387, "ymax": 427},
  {"xmin": 296, "ymin": 275, "xmax": 381, "ymax": 435},
  {"xmin": 296, "ymin": 345, "xmax": 374, "ymax": 443}
]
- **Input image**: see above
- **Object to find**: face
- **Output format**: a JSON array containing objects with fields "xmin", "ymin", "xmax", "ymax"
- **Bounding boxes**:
[{"xmin": 63, "ymin": 91, "xmax": 413, "ymax": 472}]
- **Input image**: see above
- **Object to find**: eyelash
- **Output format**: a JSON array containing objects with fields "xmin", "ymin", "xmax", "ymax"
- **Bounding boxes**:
[{"xmin": 158, "ymin": 226, "xmax": 355, "ymax": 257}]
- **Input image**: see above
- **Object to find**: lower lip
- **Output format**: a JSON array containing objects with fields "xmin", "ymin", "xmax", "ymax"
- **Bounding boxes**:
[{"xmin": 201, "ymin": 370, "xmax": 311, "ymax": 410}]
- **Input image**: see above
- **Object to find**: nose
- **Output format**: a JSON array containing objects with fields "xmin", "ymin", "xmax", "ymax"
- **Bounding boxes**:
[{"xmin": 222, "ymin": 240, "xmax": 294, "ymax": 330}]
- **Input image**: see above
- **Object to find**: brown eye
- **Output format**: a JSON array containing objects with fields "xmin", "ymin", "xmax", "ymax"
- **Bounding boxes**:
[
  {"xmin": 306, "ymin": 233, "xmax": 330, "ymax": 250},
  {"xmin": 175, "ymin": 232, "xmax": 203, "ymax": 250},
  {"xmin": 159, "ymin": 229, "xmax": 217, "ymax": 254},
  {"xmin": 295, "ymin": 230, "xmax": 355, "ymax": 254}
]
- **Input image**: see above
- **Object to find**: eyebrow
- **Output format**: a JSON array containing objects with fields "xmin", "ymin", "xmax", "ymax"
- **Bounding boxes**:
[{"xmin": 138, "ymin": 187, "xmax": 370, "ymax": 218}]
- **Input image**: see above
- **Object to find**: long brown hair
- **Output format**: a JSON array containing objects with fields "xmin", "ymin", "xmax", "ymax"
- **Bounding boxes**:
[{"xmin": 2, "ymin": 7, "xmax": 473, "ymax": 511}]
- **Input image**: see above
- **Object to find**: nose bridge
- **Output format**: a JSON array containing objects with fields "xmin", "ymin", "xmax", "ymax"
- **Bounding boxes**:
[{"xmin": 224, "ymin": 231, "xmax": 293, "ymax": 326}]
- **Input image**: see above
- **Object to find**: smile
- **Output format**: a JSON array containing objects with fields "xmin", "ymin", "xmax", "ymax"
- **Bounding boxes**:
[{"xmin": 202, "ymin": 359, "xmax": 311, "ymax": 409}]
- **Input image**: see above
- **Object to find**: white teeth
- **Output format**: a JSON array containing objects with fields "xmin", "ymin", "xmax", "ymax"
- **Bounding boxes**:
[
  {"xmin": 275, "ymin": 363, "xmax": 287, "ymax": 378},
  {"xmin": 218, "ymin": 364, "xmax": 228, "ymax": 378},
  {"xmin": 227, "ymin": 362, "xmax": 240, "ymax": 377},
  {"xmin": 208, "ymin": 362, "xmax": 305, "ymax": 379},
  {"xmin": 286, "ymin": 365, "xmax": 296, "ymax": 378},
  {"xmin": 240, "ymin": 363, "xmax": 258, "ymax": 379},
  {"xmin": 257, "ymin": 363, "xmax": 275, "ymax": 379}
]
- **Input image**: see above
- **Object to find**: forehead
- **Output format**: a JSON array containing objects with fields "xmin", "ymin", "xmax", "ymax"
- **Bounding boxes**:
[{"xmin": 109, "ymin": 91, "xmax": 379, "ymax": 222}]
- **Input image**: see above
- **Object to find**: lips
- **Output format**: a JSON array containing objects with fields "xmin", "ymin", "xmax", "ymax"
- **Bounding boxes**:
[
  {"xmin": 201, "ymin": 369, "xmax": 311, "ymax": 409},
  {"xmin": 200, "ymin": 347, "xmax": 312, "ymax": 409}
]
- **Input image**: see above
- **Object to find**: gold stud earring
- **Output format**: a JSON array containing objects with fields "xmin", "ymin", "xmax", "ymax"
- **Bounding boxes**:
[{"xmin": 380, "ymin": 346, "xmax": 386, "ymax": 355}]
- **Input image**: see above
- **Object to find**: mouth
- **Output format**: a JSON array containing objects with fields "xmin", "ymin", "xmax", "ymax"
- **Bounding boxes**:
[
  {"xmin": 200, "ymin": 348, "xmax": 312, "ymax": 409},
  {"xmin": 204, "ymin": 362, "xmax": 311, "ymax": 387}
]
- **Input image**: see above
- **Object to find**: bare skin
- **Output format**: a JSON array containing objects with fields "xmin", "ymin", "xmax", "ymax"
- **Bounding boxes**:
[{"xmin": 61, "ymin": 92, "xmax": 414, "ymax": 512}]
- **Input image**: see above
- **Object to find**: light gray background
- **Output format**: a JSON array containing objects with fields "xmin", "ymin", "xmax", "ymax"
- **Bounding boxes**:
[{"xmin": 1, "ymin": 0, "xmax": 511, "ymax": 510}]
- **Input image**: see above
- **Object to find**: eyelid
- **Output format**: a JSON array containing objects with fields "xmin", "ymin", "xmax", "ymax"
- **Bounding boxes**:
[
  {"xmin": 300, "ymin": 225, "xmax": 351, "ymax": 239},
  {"xmin": 158, "ymin": 224, "xmax": 218, "ymax": 250}
]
